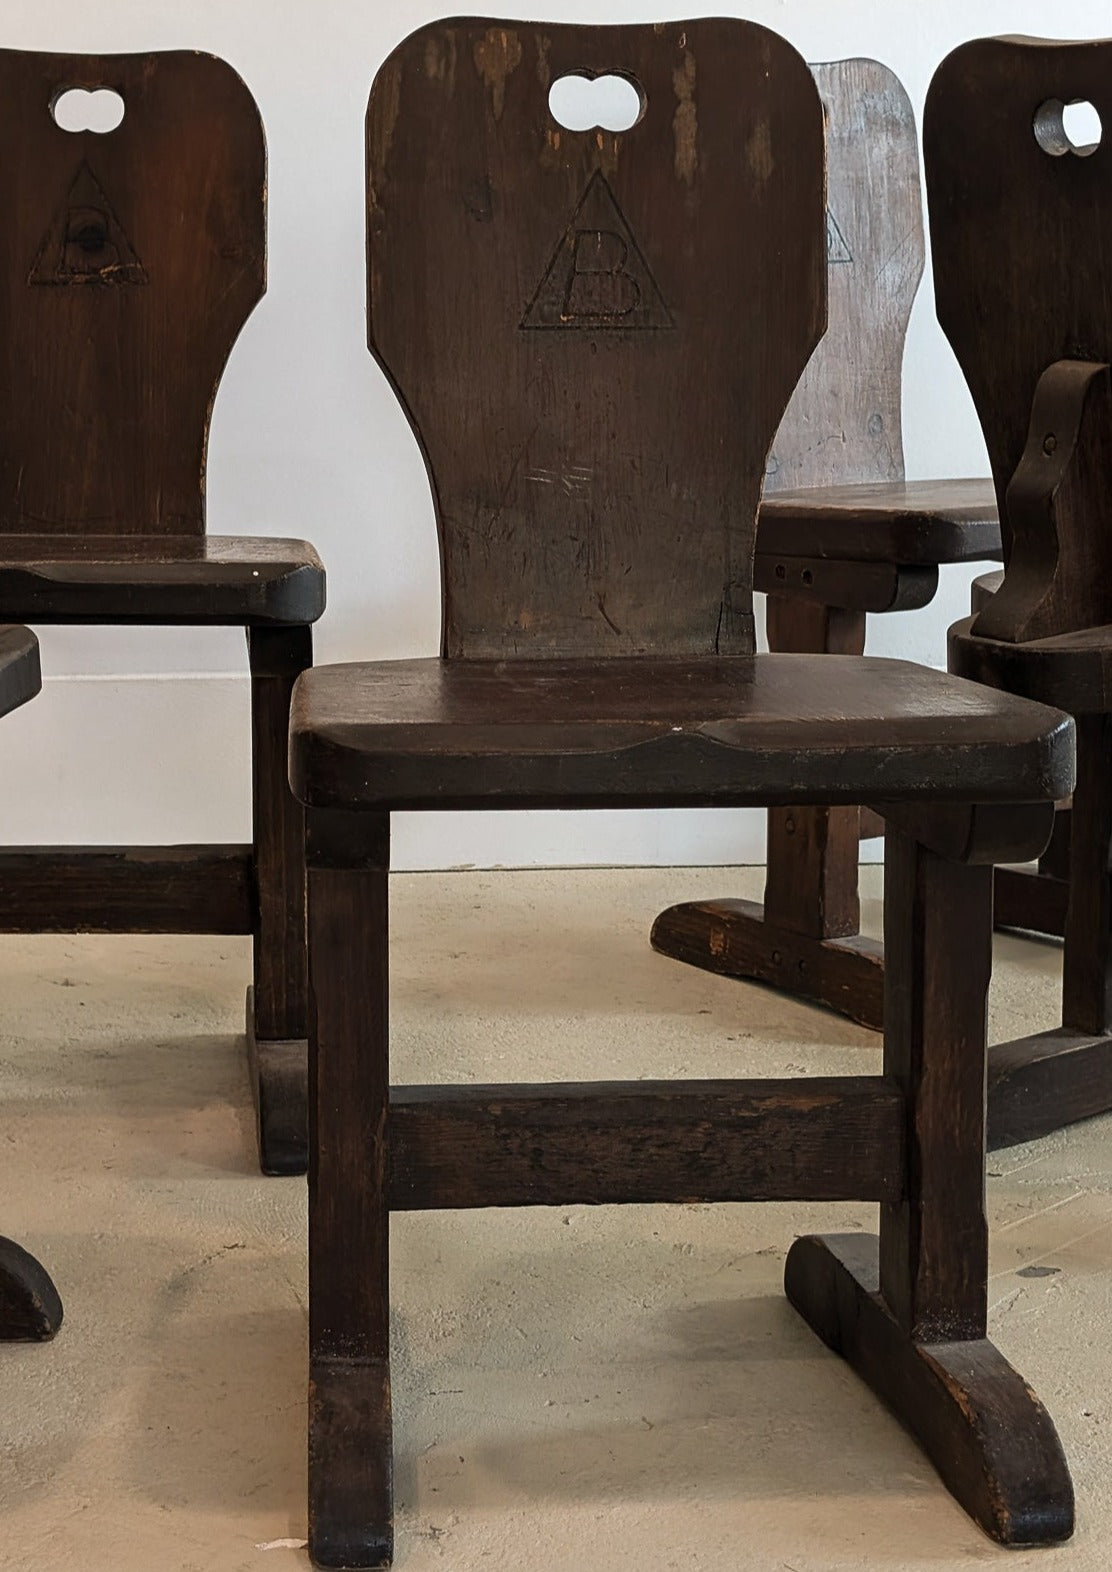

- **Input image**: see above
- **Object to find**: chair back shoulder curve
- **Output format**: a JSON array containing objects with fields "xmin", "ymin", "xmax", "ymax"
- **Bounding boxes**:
[
  {"xmin": 766, "ymin": 57, "xmax": 924, "ymax": 493},
  {"xmin": 367, "ymin": 17, "xmax": 826, "ymax": 659},
  {"xmin": 0, "ymin": 49, "xmax": 265, "ymax": 536},
  {"xmin": 924, "ymin": 35, "xmax": 1112, "ymax": 550}
]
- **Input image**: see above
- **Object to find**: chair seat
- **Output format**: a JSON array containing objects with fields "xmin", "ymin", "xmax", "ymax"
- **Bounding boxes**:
[
  {"xmin": 290, "ymin": 653, "xmax": 1071, "ymax": 811},
  {"xmin": 0, "ymin": 536, "xmax": 325, "ymax": 625},
  {"xmin": 758, "ymin": 478, "xmax": 1001, "ymax": 564},
  {"xmin": 950, "ymin": 614, "xmax": 1112, "ymax": 715}
]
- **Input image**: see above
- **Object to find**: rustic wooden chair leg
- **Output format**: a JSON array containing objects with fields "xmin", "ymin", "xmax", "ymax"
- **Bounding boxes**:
[
  {"xmin": 307, "ymin": 810, "xmax": 393, "ymax": 1570},
  {"xmin": 651, "ymin": 598, "xmax": 884, "ymax": 1029},
  {"xmin": 245, "ymin": 625, "xmax": 313, "ymax": 1176},
  {"xmin": 989, "ymin": 718, "xmax": 1112, "ymax": 1148},
  {"xmin": 0, "ymin": 1235, "xmax": 62, "ymax": 1341},
  {"xmin": 787, "ymin": 824, "xmax": 1073, "ymax": 1544}
]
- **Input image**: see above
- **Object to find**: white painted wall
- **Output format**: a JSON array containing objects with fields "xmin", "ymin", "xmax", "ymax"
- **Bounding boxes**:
[{"xmin": 0, "ymin": 1, "xmax": 1107, "ymax": 867}]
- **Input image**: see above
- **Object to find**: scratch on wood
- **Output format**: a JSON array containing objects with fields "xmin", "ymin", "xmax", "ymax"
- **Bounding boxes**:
[
  {"xmin": 673, "ymin": 52, "xmax": 697, "ymax": 185},
  {"xmin": 746, "ymin": 119, "xmax": 774, "ymax": 182},
  {"xmin": 473, "ymin": 27, "xmax": 522, "ymax": 121}
]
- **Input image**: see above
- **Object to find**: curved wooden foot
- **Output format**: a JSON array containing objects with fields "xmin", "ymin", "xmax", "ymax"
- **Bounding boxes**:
[
  {"xmin": 0, "ymin": 1236, "xmax": 63, "ymax": 1341},
  {"xmin": 309, "ymin": 1357, "xmax": 393, "ymax": 1569},
  {"xmin": 784, "ymin": 1232, "xmax": 1073, "ymax": 1547},
  {"xmin": 989, "ymin": 1027, "xmax": 1112, "ymax": 1149},
  {"xmin": 245, "ymin": 987, "xmax": 308, "ymax": 1177},
  {"xmin": 650, "ymin": 897, "xmax": 884, "ymax": 1030}
]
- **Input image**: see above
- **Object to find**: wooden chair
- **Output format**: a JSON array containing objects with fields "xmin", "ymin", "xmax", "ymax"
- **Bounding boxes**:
[
  {"xmin": 0, "ymin": 50, "xmax": 325, "ymax": 1175},
  {"xmin": 937, "ymin": 36, "xmax": 1112, "ymax": 1148},
  {"xmin": 651, "ymin": 57, "xmax": 1000, "ymax": 1032},
  {"xmin": 291, "ymin": 19, "xmax": 1075, "ymax": 1566},
  {"xmin": 0, "ymin": 626, "xmax": 63, "ymax": 1344}
]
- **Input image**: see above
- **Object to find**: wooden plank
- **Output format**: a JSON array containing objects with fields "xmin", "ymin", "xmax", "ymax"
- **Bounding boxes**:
[
  {"xmin": 0, "ymin": 49, "xmax": 264, "ymax": 535},
  {"xmin": 0, "ymin": 846, "xmax": 253, "ymax": 932},
  {"xmin": 880, "ymin": 826, "xmax": 991, "ymax": 1342},
  {"xmin": 388, "ymin": 1077, "xmax": 903, "ymax": 1210}
]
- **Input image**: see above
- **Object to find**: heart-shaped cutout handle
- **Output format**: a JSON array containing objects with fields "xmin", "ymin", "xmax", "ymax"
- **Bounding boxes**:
[
  {"xmin": 548, "ymin": 73, "xmax": 643, "ymax": 133},
  {"xmin": 52, "ymin": 87, "xmax": 125, "ymax": 134}
]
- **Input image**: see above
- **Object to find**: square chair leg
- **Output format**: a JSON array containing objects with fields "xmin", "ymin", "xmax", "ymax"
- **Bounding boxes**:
[
  {"xmin": 786, "ymin": 825, "xmax": 1073, "ymax": 1545},
  {"xmin": 245, "ymin": 625, "xmax": 313, "ymax": 1176}
]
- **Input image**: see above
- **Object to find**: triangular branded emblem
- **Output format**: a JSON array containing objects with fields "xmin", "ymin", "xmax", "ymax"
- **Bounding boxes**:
[
  {"xmin": 521, "ymin": 170, "xmax": 673, "ymax": 330},
  {"xmin": 825, "ymin": 208, "xmax": 853, "ymax": 266},
  {"xmin": 28, "ymin": 162, "xmax": 148, "ymax": 287}
]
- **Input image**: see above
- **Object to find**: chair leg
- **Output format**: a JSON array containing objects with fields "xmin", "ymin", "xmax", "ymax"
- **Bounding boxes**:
[
  {"xmin": 307, "ymin": 810, "xmax": 393, "ymax": 1570},
  {"xmin": 787, "ymin": 824, "xmax": 1073, "ymax": 1544},
  {"xmin": 651, "ymin": 598, "xmax": 884, "ymax": 1029},
  {"xmin": 989, "ymin": 716, "xmax": 1112, "ymax": 1148},
  {"xmin": 0, "ymin": 1236, "xmax": 62, "ymax": 1340},
  {"xmin": 245, "ymin": 625, "xmax": 313, "ymax": 1176}
]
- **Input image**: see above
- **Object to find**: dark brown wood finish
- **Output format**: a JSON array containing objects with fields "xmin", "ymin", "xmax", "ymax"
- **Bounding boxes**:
[
  {"xmin": 0, "ymin": 625, "xmax": 63, "ymax": 1343},
  {"xmin": 292, "ymin": 19, "xmax": 1075, "ymax": 1566},
  {"xmin": 651, "ymin": 60, "xmax": 1002, "ymax": 1034},
  {"xmin": 0, "ymin": 49, "xmax": 325, "ymax": 1173},
  {"xmin": 935, "ymin": 34, "xmax": 1112, "ymax": 1147}
]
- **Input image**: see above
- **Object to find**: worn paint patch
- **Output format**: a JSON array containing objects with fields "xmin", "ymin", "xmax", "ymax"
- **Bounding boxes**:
[
  {"xmin": 746, "ymin": 119, "xmax": 774, "ymax": 182},
  {"xmin": 535, "ymin": 34, "xmax": 552, "ymax": 89},
  {"xmin": 673, "ymin": 52, "xmax": 697, "ymax": 186},
  {"xmin": 473, "ymin": 27, "xmax": 522, "ymax": 121}
]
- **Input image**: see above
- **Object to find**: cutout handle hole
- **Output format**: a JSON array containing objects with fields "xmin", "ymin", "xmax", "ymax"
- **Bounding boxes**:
[
  {"xmin": 1034, "ymin": 97, "xmax": 1102, "ymax": 157},
  {"xmin": 549, "ymin": 73, "xmax": 643, "ymax": 133},
  {"xmin": 52, "ymin": 87, "xmax": 125, "ymax": 134}
]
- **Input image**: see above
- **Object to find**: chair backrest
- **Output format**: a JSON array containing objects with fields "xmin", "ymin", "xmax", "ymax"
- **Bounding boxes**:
[
  {"xmin": 0, "ymin": 50, "xmax": 265, "ymax": 536},
  {"xmin": 765, "ymin": 58, "xmax": 924, "ymax": 493},
  {"xmin": 924, "ymin": 36, "xmax": 1112, "ymax": 566},
  {"xmin": 366, "ymin": 17, "xmax": 825, "ymax": 660}
]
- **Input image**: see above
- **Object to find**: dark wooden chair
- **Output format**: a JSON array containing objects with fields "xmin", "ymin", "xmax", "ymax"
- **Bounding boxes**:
[
  {"xmin": 291, "ymin": 19, "xmax": 1074, "ymax": 1566},
  {"xmin": 0, "ymin": 625, "xmax": 63, "ymax": 1343},
  {"xmin": 651, "ymin": 57, "xmax": 1000, "ymax": 1032},
  {"xmin": 0, "ymin": 49, "xmax": 325, "ymax": 1175},
  {"xmin": 936, "ymin": 36, "xmax": 1112, "ymax": 1148}
]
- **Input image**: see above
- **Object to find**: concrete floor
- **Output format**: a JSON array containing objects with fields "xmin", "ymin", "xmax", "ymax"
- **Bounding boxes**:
[{"xmin": 1, "ymin": 864, "xmax": 1109, "ymax": 1572}]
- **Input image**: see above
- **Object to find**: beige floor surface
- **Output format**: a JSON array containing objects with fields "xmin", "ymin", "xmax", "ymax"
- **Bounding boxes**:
[{"xmin": 0, "ymin": 864, "xmax": 1109, "ymax": 1572}]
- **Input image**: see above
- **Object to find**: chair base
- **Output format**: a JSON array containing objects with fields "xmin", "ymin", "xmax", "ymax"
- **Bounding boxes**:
[
  {"xmin": 245, "ymin": 988, "xmax": 309, "ymax": 1177},
  {"xmin": 785, "ymin": 1232, "xmax": 1073, "ymax": 1547},
  {"xmin": 650, "ymin": 896, "xmax": 884, "ymax": 1030},
  {"xmin": 0, "ymin": 1236, "xmax": 63, "ymax": 1341}
]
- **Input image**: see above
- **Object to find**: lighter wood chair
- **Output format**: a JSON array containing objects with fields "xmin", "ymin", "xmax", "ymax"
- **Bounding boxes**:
[
  {"xmin": 290, "ymin": 20, "xmax": 1074, "ymax": 1566},
  {"xmin": 938, "ymin": 36, "xmax": 1112, "ymax": 1147},
  {"xmin": 0, "ymin": 50, "xmax": 325, "ymax": 1174},
  {"xmin": 651, "ymin": 58, "xmax": 1000, "ymax": 1031},
  {"xmin": 0, "ymin": 626, "xmax": 63, "ymax": 1342}
]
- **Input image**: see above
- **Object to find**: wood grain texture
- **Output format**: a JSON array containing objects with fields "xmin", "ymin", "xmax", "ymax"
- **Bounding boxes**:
[
  {"xmin": 880, "ymin": 825, "xmax": 990, "ymax": 1342},
  {"xmin": 367, "ymin": 18, "xmax": 824, "ymax": 659},
  {"xmin": 972, "ymin": 361, "xmax": 1112, "ymax": 644},
  {"xmin": 388, "ymin": 1078, "xmax": 904, "ymax": 1208},
  {"xmin": 0, "ymin": 846, "xmax": 253, "ymax": 933},
  {"xmin": 0, "ymin": 49, "xmax": 264, "ymax": 534},
  {"xmin": 0, "ymin": 536, "xmax": 324, "ymax": 625},
  {"xmin": 291, "ymin": 652, "xmax": 1075, "ymax": 811},
  {"xmin": 759, "ymin": 477, "xmax": 1000, "ymax": 563},
  {"xmin": 763, "ymin": 59, "xmax": 922, "ymax": 494},
  {"xmin": 785, "ymin": 1233, "xmax": 1073, "ymax": 1546},
  {"xmin": 926, "ymin": 35, "xmax": 1112, "ymax": 560}
]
